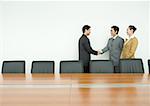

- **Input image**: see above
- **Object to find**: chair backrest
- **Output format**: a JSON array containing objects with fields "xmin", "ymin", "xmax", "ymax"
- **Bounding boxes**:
[
  {"xmin": 89, "ymin": 60, "xmax": 114, "ymax": 73},
  {"xmin": 120, "ymin": 59, "xmax": 144, "ymax": 73},
  {"xmin": 2, "ymin": 61, "xmax": 25, "ymax": 73},
  {"xmin": 148, "ymin": 60, "xmax": 150, "ymax": 73},
  {"xmin": 60, "ymin": 61, "xmax": 84, "ymax": 73},
  {"xmin": 31, "ymin": 61, "xmax": 54, "ymax": 73}
]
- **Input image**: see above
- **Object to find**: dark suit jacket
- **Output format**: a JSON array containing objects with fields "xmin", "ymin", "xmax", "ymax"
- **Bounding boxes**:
[{"xmin": 79, "ymin": 34, "xmax": 97, "ymax": 67}]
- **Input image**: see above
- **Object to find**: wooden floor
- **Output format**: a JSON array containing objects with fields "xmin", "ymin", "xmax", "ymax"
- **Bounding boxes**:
[{"xmin": 0, "ymin": 74, "xmax": 150, "ymax": 106}]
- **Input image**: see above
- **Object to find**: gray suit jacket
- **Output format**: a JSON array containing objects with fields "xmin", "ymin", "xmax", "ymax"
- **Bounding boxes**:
[{"xmin": 102, "ymin": 36, "xmax": 124, "ymax": 66}]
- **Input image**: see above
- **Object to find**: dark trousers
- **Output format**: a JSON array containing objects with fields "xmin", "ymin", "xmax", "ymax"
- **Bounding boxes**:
[
  {"xmin": 83, "ymin": 65, "xmax": 89, "ymax": 73},
  {"xmin": 114, "ymin": 66, "xmax": 120, "ymax": 73}
]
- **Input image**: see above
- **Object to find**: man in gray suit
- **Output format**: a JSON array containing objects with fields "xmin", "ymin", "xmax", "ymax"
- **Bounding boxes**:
[
  {"xmin": 79, "ymin": 25, "xmax": 98, "ymax": 73},
  {"xmin": 100, "ymin": 26, "xmax": 124, "ymax": 73}
]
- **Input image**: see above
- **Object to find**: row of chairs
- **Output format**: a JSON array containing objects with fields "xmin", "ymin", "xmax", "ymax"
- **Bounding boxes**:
[{"xmin": 1, "ymin": 58, "xmax": 147, "ymax": 73}]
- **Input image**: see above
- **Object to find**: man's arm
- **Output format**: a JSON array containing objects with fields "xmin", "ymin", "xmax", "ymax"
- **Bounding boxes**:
[
  {"xmin": 119, "ymin": 39, "xmax": 124, "ymax": 50},
  {"xmin": 101, "ymin": 39, "xmax": 110, "ymax": 54},
  {"xmin": 83, "ymin": 39, "xmax": 98, "ymax": 55}
]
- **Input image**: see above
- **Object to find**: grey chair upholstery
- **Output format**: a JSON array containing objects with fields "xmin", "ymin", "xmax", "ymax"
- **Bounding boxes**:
[
  {"xmin": 120, "ymin": 59, "xmax": 144, "ymax": 73},
  {"xmin": 60, "ymin": 61, "xmax": 84, "ymax": 73},
  {"xmin": 31, "ymin": 61, "xmax": 54, "ymax": 73},
  {"xmin": 2, "ymin": 61, "xmax": 25, "ymax": 73},
  {"xmin": 89, "ymin": 60, "xmax": 114, "ymax": 73},
  {"xmin": 148, "ymin": 60, "xmax": 150, "ymax": 73}
]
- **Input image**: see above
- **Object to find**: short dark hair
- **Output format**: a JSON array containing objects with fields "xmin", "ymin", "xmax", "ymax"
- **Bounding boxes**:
[
  {"xmin": 111, "ymin": 26, "xmax": 119, "ymax": 34},
  {"xmin": 128, "ymin": 25, "xmax": 137, "ymax": 33},
  {"xmin": 82, "ymin": 25, "xmax": 91, "ymax": 33}
]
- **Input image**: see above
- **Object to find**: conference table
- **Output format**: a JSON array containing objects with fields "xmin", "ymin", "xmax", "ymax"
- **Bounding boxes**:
[{"xmin": 0, "ymin": 73, "xmax": 150, "ymax": 106}]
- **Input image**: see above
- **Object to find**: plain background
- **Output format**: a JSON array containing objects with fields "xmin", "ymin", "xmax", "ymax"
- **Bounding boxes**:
[{"xmin": 0, "ymin": 1, "xmax": 149, "ymax": 73}]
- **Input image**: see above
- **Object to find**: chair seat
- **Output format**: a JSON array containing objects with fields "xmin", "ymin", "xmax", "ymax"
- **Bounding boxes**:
[
  {"xmin": 90, "ymin": 60, "xmax": 114, "ymax": 73},
  {"xmin": 60, "ymin": 61, "xmax": 84, "ymax": 73},
  {"xmin": 120, "ymin": 59, "xmax": 144, "ymax": 73},
  {"xmin": 31, "ymin": 61, "xmax": 54, "ymax": 73},
  {"xmin": 2, "ymin": 61, "xmax": 25, "ymax": 73}
]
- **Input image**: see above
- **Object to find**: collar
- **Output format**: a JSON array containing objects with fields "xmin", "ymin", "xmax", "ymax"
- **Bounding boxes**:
[
  {"xmin": 126, "ymin": 34, "xmax": 135, "ymax": 41},
  {"xmin": 83, "ymin": 34, "xmax": 87, "ymax": 37},
  {"xmin": 129, "ymin": 34, "xmax": 135, "ymax": 39},
  {"xmin": 124, "ymin": 35, "xmax": 135, "ymax": 45},
  {"xmin": 112, "ymin": 35, "xmax": 118, "ymax": 40}
]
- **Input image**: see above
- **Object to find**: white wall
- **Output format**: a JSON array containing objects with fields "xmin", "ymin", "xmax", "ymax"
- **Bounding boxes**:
[
  {"xmin": 0, "ymin": 2, "xmax": 3, "ymax": 70},
  {"xmin": 148, "ymin": 1, "xmax": 150, "ymax": 73},
  {"xmin": 149, "ymin": 1, "xmax": 150, "ymax": 69},
  {"xmin": 0, "ymin": 1, "xmax": 149, "ymax": 73}
]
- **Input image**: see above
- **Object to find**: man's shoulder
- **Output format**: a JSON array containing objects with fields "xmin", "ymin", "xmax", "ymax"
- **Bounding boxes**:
[
  {"xmin": 108, "ymin": 37, "xmax": 112, "ymax": 41},
  {"xmin": 79, "ymin": 35, "xmax": 88, "ymax": 42},
  {"xmin": 117, "ymin": 36, "xmax": 124, "ymax": 41},
  {"xmin": 131, "ymin": 37, "xmax": 138, "ymax": 42}
]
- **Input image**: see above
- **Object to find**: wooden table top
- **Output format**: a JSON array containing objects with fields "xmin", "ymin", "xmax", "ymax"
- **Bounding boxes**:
[
  {"xmin": 0, "ymin": 74, "xmax": 149, "ymax": 106},
  {"xmin": 0, "ymin": 73, "xmax": 149, "ymax": 85}
]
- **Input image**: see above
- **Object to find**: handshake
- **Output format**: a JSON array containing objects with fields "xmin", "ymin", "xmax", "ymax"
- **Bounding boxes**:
[{"xmin": 97, "ymin": 50, "xmax": 103, "ymax": 55}]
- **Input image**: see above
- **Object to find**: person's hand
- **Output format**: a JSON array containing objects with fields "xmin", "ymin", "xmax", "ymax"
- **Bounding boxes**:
[
  {"xmin": 100, "ymin": 50, "xmax": 103, "ymax": 54},
  {"xmin": 97, "ymin": 51, "xmax": 101, "ymax": 55},
  {"xmin": 98, "ymin": 50, "xmax": 103, "ymax": 55}
]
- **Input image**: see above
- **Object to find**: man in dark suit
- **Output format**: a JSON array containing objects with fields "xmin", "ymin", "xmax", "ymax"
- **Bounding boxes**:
[{"xmin": 79, "ymin": 25, "xmax": 98, "ymax": 73}]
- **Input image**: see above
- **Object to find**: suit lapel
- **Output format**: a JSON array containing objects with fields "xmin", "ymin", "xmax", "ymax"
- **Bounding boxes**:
[{"xmin": 124, "ymin": 38, "xmax": 134, "ymax": 47}]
